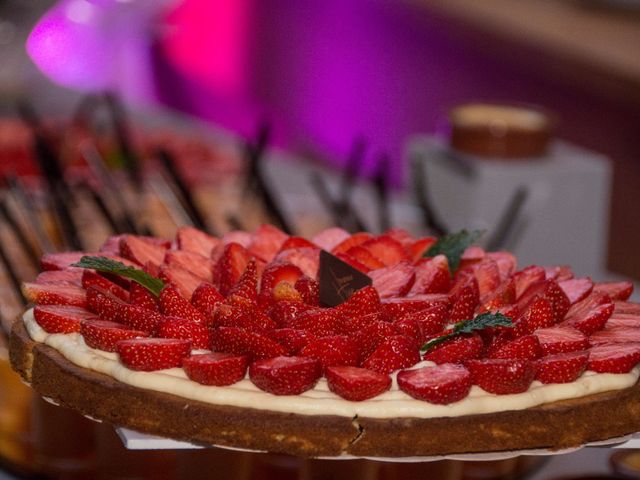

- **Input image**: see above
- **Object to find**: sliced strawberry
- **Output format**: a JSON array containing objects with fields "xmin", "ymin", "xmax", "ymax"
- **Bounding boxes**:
[
  {"xmin": 85, "ymin": 286, "xmax": 125, "ymax": 321},
  {"xmin": 398, "ymin": 304, "xmax": 448, "ymax": 338},
  {"xmin": 300, "ymin": 335, "xmax": 360, "ymax": 371},
  {"xmin": 279, "ymin": 236, "xmax": 318, "ymax": 251},
  {"xmin": 220, "ymin": 230, "xmax": 252, "ymax": 248},
  {"xmin": 33, "ymin": 305, "xmax": 97, "ymax": 334},
  {"xmin": 513, "ymin": 266, "xmax": 546, "ymax": 299},
  {"xmin": 369, "ymin": 262, "xmax": 415, "ymax": 298},
  {"xmin": 116, "ymin": 338, "xmax": 192, "ymax": 371},
  {"xmin": 160, "ymin": 264, "xmax": 206, "ymax": 299},
  {"xmin": 259, "ymin": 263, "xmax": 303, "ymax": 298},
  {"xmin": 449, "ymin": 274, "xmax": 480, "ymax": 322},
  {"xmin": 561, "ymin": 302, "xmax": 614, "ymax": 335},
  {"xmin": 286, "ymin": 308, "xmax": 341, "ymax": 337},
  {"xmin": 423, "ymin": 334, "xmax": 484, "ymax": 364},
  {"xmin": 247, "ymin": 224, "xmax": 288, "ymax": 263},
  {"xmin": 350, "ymin": 321, "xmax": 399, "ymax": 360},
  {"xmin": 380, "ymin": 295, "xmax": 450, "ymax": 322},
  {"xmin": 176, "ymin": 226, "xmax": 220, "ymax": 257},
  {"xmin": 361, "ymin": 235, "xmax": 408, "ymax": 266},
  {"xmin": 120, "ymin": 235, "xmax": 167, "ymax": 267},
  {"xmin": 81, "ymin": 270, "xmax": 129, "ymax": 301},
  {"xmin": 518, "ymin": 279, "xmax": 570, "ymax": 323},
  {"xmin": 615, "ymin": 301, "xmax": 640, "ymax": 315},
  {"xmin": 465, "ymin": 358, "xmax": 535, "ymax": 394},
  {"xmin": 268, "ymin": 328, "xmax": 316, "ymax": 355},
  {"xmin": 159, "ymin": 285, "xmax": 206, "ymax": 323},
  {"xmin": 294, "ymin": 276, "xmax": 320, "ymax": 306},
  {"xmin": 397, "ymin": 364, "xmax": 472, "ymax": 404},
  {"xmin": 325, "ymin": 366, "xmax": 391, "ymax": 401},
  {"xmin": 249, "ymin": 356, "xmax": 321, "ymax": 395},
  {"xmin": 227, "ymin": 258, "xmax": 258, "ymax": 302},
  {"xmin": 190, "ymin": 282, "xmax": 225, "ymax": 318},
  {"xmin": 566, "ymin": 291, "xmax": 612, "ymax": 319},
  {"xmin": 164, "ymin": 250, "xmax": 213, "ymax": 282},
  {"xmin": 22, "ymin": 283, "xmax": 87, "ymax": 308},
  {"xmin": 407, "ymin": 237, "xmax": 437, "ymax": 262},
  {"xmin": 273, "ymin": 247, "xmax": 320, "ymax": 280},
  {"xmin": 393, "ymin": 317, "xmax": 423, "ymax": 348},
  {"xmin": 40, "ymin": 251, "xmax": 87, "ymax": 271},
  {"xmin": 157, "ymin": 316, "xmax": 212, "ymax": 349},
  {"xmin": 593, "ymin": 281, "xmax": 634, "ymax": 301},
  {"xmin": 311, "ymin": 227, "xmax": 350, "ymax": 251},
  {"xmin": 331, "ymin": 232, "xmax": 373, "ymax": 255},
  {"xmin": 487, "ymin": 334, "xmax": 542, "ymax": 360},
  {"xmin": 212, "ymin": 242, "xmax": 251, "ymax": 296},
  {"xmin": 345, "ymin": 245, "xmax": 385, "ymax": 271},
  {"xmin": 268, "ymin": 300, "xmax": 314, "ymax": 328},
  {"xmin": 129, "ymin": 282, "xmax": 159, "ymax": 312},
  {"xmin": 466, "ymin": 258, "xmax": 501, "ymax": 298},
  {"xmin": 559, "ymin": 278, "xmax": 594, "ymax": 305},
  {"xmin": 183, "ymin": 353, "xmax": 249, "ymax": 386},
  {"xmin": 535, "ymin": 351, "xmax": 589, "ymax": 384},
  {"xmin": 271, "ymin": 281, "xmax": 303, "ymax": 303},
  {"xmin": 81, "ymin": 319, "xmax": 148, "ymax": 352},
  {"xmin": 487, "ymin": 252, "xmax": 517, "ymax": 281},
  {"xmin": 457, "ymin": 246, "xmax": 485, "ymax": 270},
  {"xmin": 478, "ymin": 278, "xmax": 516, "ymax": 313},
  {"xmin": 362, "ymin": 335, "xmax": 420, "ymax": 374},
  {"xmin": 35, "ymin": 270, "xmax": 82, "ymax": 286},
  {"xmin": 408, "ymin": 255, "xmax": 450, "ymax": 295},
  {"xmin": 337, "ymin": 285, "xmax": 381, "ymax": 319},
  {"xmin": 118, "ymin": 303, "xmax": 164, "ymax": 335},
  {"xmin": 383, "ymin": 228, "xmax": 414, "ymax": 246},
  {"xmin": 543, "ymin": 265, "xmax": 574, "ymax": 281},
  {"xmin": 535, "ymin": 326, "xmax": 589, "ymax": 355},
  {"xmin": 212, "ymin": 301, "xmax": 276, "ymax": 332},
  {"xmin": 607, "ymin": 314, "xmax": 640, "ymax": 328},
  {"xmin": 335, "ymin": 252, "xmax": 370, "ymax": 273},
  {"xmin": 513, "ymin": 297, "xmax": 554, "ymax": 336},
  {"xmin": 589, "ymin": 326, "xmax": 640, "ymax": 346},
  {"xmin": 587, "ymin": 343, "xmax": 640, "ymax": 373},
  {"xmin": 211, "ymin": 327, "xmax": 287, "ymax": 360}
]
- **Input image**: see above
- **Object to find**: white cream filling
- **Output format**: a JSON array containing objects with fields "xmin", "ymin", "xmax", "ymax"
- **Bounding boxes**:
[{"xmin": 24, "ymin": 309, "xmax": 639, "ymax": 419}]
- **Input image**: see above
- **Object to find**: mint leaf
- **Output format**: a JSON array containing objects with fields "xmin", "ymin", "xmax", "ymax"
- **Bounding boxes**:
[
  {"xmin": 425, "ymin": 229, "xmax": 484, "ymax": 273},
  {"xmin": 72, "ymin": 256, "xmax": 164, "ymax": 296},
  {"xmin": 420, "ymin": 312, "xmax": 513, "ymax": 354}
]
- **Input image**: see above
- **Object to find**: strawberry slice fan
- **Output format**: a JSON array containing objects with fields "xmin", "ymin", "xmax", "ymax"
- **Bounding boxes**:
[{"xmin": 10, "ymin": 225, "xmax": 640, "ymax": 458}]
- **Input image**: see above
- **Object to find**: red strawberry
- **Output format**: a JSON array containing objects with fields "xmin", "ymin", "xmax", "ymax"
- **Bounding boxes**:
[
  {"xmin": 22, "ymin": 283, "xmax": 87, "ymax": 308},
  {"xmin": 561, "ymin": 302, "xmax": 614, "ymax": 335},
  {"xmin": 294, "ymin": 276, "xmax": 320, "ymax": 306},
  {"xmin": 350, "ymin": 321, "xmax": 399, "ymax": 360},
  {"xmin": 381, "ymin": 295, "xmax": 450, "ymax": 322},
  {"xmin": 190, "ymin": 282, "xmax": 225, "ymax": 318},
  {"xmin": 129, "ymin": 282, "xmax": 159, "ymax": 312},
  {"xmin": 157, "ymin": 316, "xmax": 212, "ymax": 349},
  {"xmin": 116, "ymin": 338, "xmax": 192, "ymax": 371},
  {"xmin": 36, "ymin": 269, "xmax": 83, "ymax": 286},
  {"xmin": 397, "ymin": 364, "xmax": 472, "ymax": 404},
  {"xmin": 183, "ymin": 353, "xmax": 249, "ymax": 386},
  {"xmin": 159, "ymin": 285, "xmax": 206, "ymax": 323},
  {"xmin": 40, "ymin": 252, "xmax": 136, "ymax": 271},
  {"xmin": 535, "ymin": 326, "xmax": 589, "ymax": 355},
  {"xmin": 337, "ymin": 285, "xmax": 381, "ymax": 318},
  {"xmin": 487, "ymin": 334, "xmax": 542, "ymax": 360},
  {"xmin": 518, "ymin": 279, "xmax": 570, "ymax": 323},
  {"xmin": 423, "ymin": 334, "xmax": 484, "ymax": 364},
  {"xmin": 81, "ymin": 319, "xmax": 148, "ymax": 352},
  {"xmin": 271, "ymin": 281, "xmax": 303, "ymax": 303},
  {"xmin": 559, "ymin": 278, "xmax": 594, "ymax": 305},
  {"xmin": 118, "ymin": 303, "xmax": 164, "ymax": 335},
  {"xmin": 399, "ymin": 304, "xmax": 448, "ymax": 337},
  {"xmin": 362, "ymin": 335, "xmax": 420, "ymax": 374},
  {"xmin": 513, "ymin": 297, "xmax": 554, "ymax": 336},
  {"xmin": 311, "ymin": 227, "xmax": 350, "ymax": 251},
  {"xmin": 614, "ymin": 301, "xmax": 640, "ymax": 315},
  {"xmin": 408, "ymin": 255, "xmax": 450, "ymax": 295},
  {"xmin": 247, "ymin": 224, "xmax": 288, "ymax": 263},
  {"xmin": 220, "ymin": 230, "xmax": 252, "ymax": 248},
  {"xmin": 259, "ymin": 263, "xmax": 303, "ymax": 299},
  {"xmin": 513, "ymin": 265, "xmax": 546, "ymax": 299},
  {"xmin": 331, "ymin": 232, "xmax": 373, "ymax": 255},
  {"xmin": 268, "ymin": 300, "xmax": 314, "ymax": 328},
  {"xmin": 458, "ymin": 246, "xmax": 485, "ymax": 270},
  {"xmin": 587, "ymin": 343, "xmax": 640, "ymax": 373},
  {"xmin": 164, "ymin": 250, "xmax": 213, "ymax": 282},
  {"xmin": 228, "ymin": 259, "xmax": 258, "ymax": 302},
  {"xmin": 487, "ymin": 252, "xmax": 517, "ymax": 280},
  {"xmin": 249, "ymin": 356, "xmax": 321, "ymax": 395},
  {"xmin": 268, "ymin": 328, "xmax": 316, "ymax": 355},
  {"xmin": 383, "ymin": 227, "xmax": 414, "ymax": 246},
  {"xmin": 607, "ymin": 314, "xmax": 640, "ymax": 328},
  {"xmin": 85, "ymin": 286, "xmax": 125, "ymax": 321},
  {"xmin": 478, "ymin": 279, "xmax": 516, "ymax": 313},
  {"xmin": 81, "ymin": 270, "xmax": 129, "ymax": 301},
  {"xmin": 33, "ymin": 305, "xmax": 97, "ymax": 334},
  {"xmin": 543, "ymin": 265, "xmax": 574, "ymax": 281},
  {"xmin": 120, "ymin": 235, "xmax": 167, "ymax": 267},
  {"xmin": 212, "ymin": 242, "xmax": 251, "ymax": 296},
  {"xmin": 325, "ymin": 366, "xmax": 392, "ymax": 401},
  {"xmin": 211, "ymin": 327, "xmax": 287, "ymax": 360},
  {"xmin": 213, "ymin": 301, "xmax": 276, "ymax": 332},
  {"xmin": 566, "ymin": 291, "xmax": 611, "ymax": 318},
  {"xmin": 465, "ymin": 358, "xmax": 535, "ymax": 394},
  {"xmin": 300, "ymin": 335, "xmax": 360, "ymax": 371},
  {"xmin": 369, "ymin": 262, "xmax": 416, "ymax": 298},
  {"xmin": 393, "ymin": 317, "xmax": 423, "ymax": 347},
  {"xmin": 534, "ymin": 351, "xmax": 588, "ymax": 384},
  {"xmin": 589, "ymin": 326, "xmax": 640, "ymax": 346},
  {"xmin": 467, "ymin": 258, "xmax": 501, "ymax": 297},
  {"xmin": 593, "ymin": 281, "xmax": 634, "ymax": 301},
  {"xmin": 449, "ymin": 274, "xmax": 480, "ymax": 322},
  {"xmin": 287, "ymin": 308, "xmax": 341, "ymax": 337},
  {"xmin": 175, "ymin": 226, "xmax": 220, "ymax": 257},
  {"xmin": 339, "ymin": 312, "xmax": 385, "ymax": 336},
  {"xmin": 160, "ymin": 264, "xmax": 206, "ymax": 300},
  {"xmin": 407, "ymin": 237, "xmax": 437, "ymax": 262},
  {"xmin": 336, "ymin": 253, "xmax": 370, "ymax": 273},
  {"xmin": 272, "ymin": 247, "xmax": 320, "ymax": 280},
  {"xmin": 361, "ymin": 235, "xmax": 408, "ymax": 266},
  {"xmin": 279, "ymin": 236, "xmax": 318, "ymax": 251},
  {"xmin": 344, "ymin": 245, "xmax": 385, "ymax": 271}
]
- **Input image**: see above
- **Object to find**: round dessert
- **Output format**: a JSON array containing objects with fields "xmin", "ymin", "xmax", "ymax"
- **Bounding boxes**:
[{"xmin": 9, "ymin": 225, "xmax": 640, "ymax": 458}]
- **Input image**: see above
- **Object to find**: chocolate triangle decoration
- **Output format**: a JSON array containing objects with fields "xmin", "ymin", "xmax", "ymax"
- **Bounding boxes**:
[{"xmin": 319, "ymin": 250, "xmax": 372, "ymax": 307}]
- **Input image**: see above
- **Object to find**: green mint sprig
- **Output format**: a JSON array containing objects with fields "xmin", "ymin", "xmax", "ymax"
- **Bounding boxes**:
[
  {"xmin": 420, "ymin": 312, "xmax": 513, "ymax": 354},
  {"xmin": 72, "ymin": 256, "xmax": 165, "ymax": 296},
  {"xmin": 425, "ymin": 229, "xmax": 484, "ymax": 273}
]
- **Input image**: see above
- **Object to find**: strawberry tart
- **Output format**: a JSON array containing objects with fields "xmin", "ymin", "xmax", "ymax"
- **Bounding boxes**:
[{"xmin": 9, "ymin": 225, "xmax": 640, "ymax": 457}]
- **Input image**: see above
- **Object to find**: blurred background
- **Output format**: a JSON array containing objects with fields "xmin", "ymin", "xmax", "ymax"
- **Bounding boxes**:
[{"xmin": 1, "ymin": 0, "xmax": 640, "ymax": 479}]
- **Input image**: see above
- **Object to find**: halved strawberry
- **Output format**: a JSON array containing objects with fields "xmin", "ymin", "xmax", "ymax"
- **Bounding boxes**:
[
  {"xmin": 487, "ymin": 334, "xmax": 542, "ymax": 360},
  {"xmin": 228, "ymin": 259, "xmax": 258, "ymax": 302},
  {"xmin": 40, "ymin": 251, "xmax": 90, "ymax": 271},
  {"xmin": 614, "ymin": 301, "xmax": 640, "ymax": 315},
  {"xmin": 212, "ymin": 301, "xmax": 276, "ymax": 332},
  {"xmin": 268, "ymin": 300, "xmax": 314, "ymax": 328},
  {"xmin": 393, "ymin": 317, "xmax": 423, "ymax": 348},
  {"xmin": 561, "ymin": 302, "xmax": 614, "ymax": 335},
  {"xmin": 271, "ymin": 281, "xmax": 303, "ymax": 303},
  {"xmin": 380, "ymin": 295, "xmax": 450, "ymax": 322},
  {"xmin": 86, "ymin": 286, "xmax": 126, "ymax": 322},
  {"xmin": 543, "ymin": 265, "xmax": 574, "ymax": 281},
  {"xmin": 513, "ymin": 266, "xmax": 546, "ymax": 299},
  {"xmin": 331, "ymin": 232, "xmax": 373, "ymax": 255},
  {"xmin": 407, "ymin": 237, "xmax": 437, "ymax": 262},
  {"xmin": 81, "ymin": 319, "xmax": 148, "ymax": 352},
  {"xmin": 247, "ymin": 224, "xmax": 288, "ymax": 263},
  {"xmin": 566, "ymin": 291, "xmax": 612, "ymax": 319},
  {"xmin": 338, "ymin": 312, "xmax": 384, "ymax": 336},
  {"xmin": 350, "ymin": 321, "xmax": 399, "ymax": 360},
  {"xmin": 397, "ymin": 363, "xmax": 472, "ymax": 404},
  {"xmin": 518, "ymin": 279, "xmax": 570, "ymax": 323},
  {"xmin": 607, "ymin": 314, "xmax": 640, "ymax": 328},
  {"xmin": 22, "ymin": 283, "xmax": 87, "ymax": 308},
  {"xmin": 311, "ymin": 227, "xmax": 350, "ymax": 251},
  {"xmin": 534, "ymin": 351, "xmax": 588, "ymax": 384},
  {"xmin": 362, "ymin": 335, "xmax": 420, "ymax": 374},
  {"xmin": 587, "ymin": 343, "xmax": 640, "ymax": 373},
  {"xmin": 159, "ymin": 285, "xmax": 206, "ymax": 323},
  {"xmin": 361, "ymin": 235, "xmax": 408, "ymax": 266},
  {"xmin": 369, "ymin": 262, "xmax": 415, "ymax": 298},
  {"xmin": 466, "ymin": 258, "xmax": 501, "ymax": 298},
  {"xmin": 345, "ymin": 245, "xmax": 385, "ymax": 271},
  {"xmin": 274, "ymin": 247, "xmax": 320, "ymax": 279},
  {"xmin": 383, "ymin": 228, "xmax": 414, "ymax": 246},
  {"xmin": 559, "ymin": 278, "xmax": 594, "ymax": 305},
  {"xmin": 183, "ymin": 353, "xmax": 249, "ymax": 386},
  {"xmin": 593, "ymin": 281, "xmax": 634, "ymax": 301},
  {"xmin": 294, "ymin": 276, "xmax": 320, "ymax": 306},
  {"xmin": 513, "ymin": 297, "xmax": 554, "ymax": 336},
  {"xmin": 337, "ymin": 285, "xmax": 381, "ymax": 319},
  {"xmin": 408, "ymin": 255, "xmax": 450, "ymax": 295},
  {"xmin": 118, "ymin": 303, "xmax": 164, "ymax": 335},
  {"xmin": 211, "ymin": 327, "xmax": 286, "ymax": 360},
  {"xmin": 458, "ymin": 246, "xmax": 485, "ymax": 270},
  {"xmin": 81, "ymin": 270, "xmax": 129, "ymax": 301},
  {"xmin": 249, "ymin": 356, "xmax": 321, "ymax": 395},
  {"xmin": 398, "ymin": 304, "xmax": 448, "ymax": 338},
  {"xmin": 176, "ymin": 226, "xmax": 220, "ymax": 257},
  {"xmin": 300, "ymin": 335, "xmax": 360, "ymax": 371},
  {"xmin": 478, "ymin": 278, "xmax": 516, "ymax": 313},
  {"xmin": 164, "ymin": 250, "xmax": 213, "ymax": 282},
  {"xmin": 487, "ymin": 252, "xmax": 517, "ymax": 281},
  {"xmin": 129, "ymin": 282, "xmax": 159, "ymax": 312},
  {"xmin": 423, "ymin": 334, "xmax": 484, "ymax": 364},
  {"xmin": 220, "ymin": 230, "xmax": 252, "ymax": 248},
  {"xmin": 325, "ymin": 366, "xmax": 391, "ymax": 401},
  {"xmin": 589, "ymin": 326, "xmax": 640, "ymax": 346},
  {"xmin": 449, "ymin": 274, "xmax": 480, "ymax": 323},
  {"xmin": 268, "ymin": 328, "xmax": 316, "ymax": 355},
  {"xmin": 120, "ymin": 235, "xmax": 167, "ymax": 267},
  {"xmin": 286, "ymin": 308, "xmax": 341, "ymax": 337},
  {"xmin": 335, "ymin": 253, "xmax": 370, "ymax": 273},
  {"xmin": 259, "ymin": 263, "xmax": 303, "ymax": 300},
  {"xmin": 160, "ymin": 264, "xmax": 206, "ymax": 299},
  {"xmin": 279, "ymin": 236, "xmax": 318, "ymax": 251},
  {"xmin": 190, "ymin": 282, "xmax": 225, "ymax": 318},
  {"xmin": 33, "ymin": 305, "xmax": 97, "ymax": 334},
  {"xmin": 35, "ymin": 270, "xmax": 82, "ymax": 286},
  {"xmin": 212, "ymin": 242, "xmax": 251, "ymax": 296},
  {"xmin": 157, "ymin": 316, "xmax": 212, "ymax": 349},
  {"xmin": 535, "ymin": 326, "xmax": 589, "ymax": 355},
  {"xmin": 116, "ymin": 338, "xmax": 192, "ymax": 371},
  {"xmin": 465, "ymin": 358, "xmax": 535, "ymax": 394}
]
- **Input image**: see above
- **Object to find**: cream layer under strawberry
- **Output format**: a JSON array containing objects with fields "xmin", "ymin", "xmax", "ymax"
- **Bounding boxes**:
[{"xmin": 24, "ymin": 309, "xmax": 639, "ymax": 420}]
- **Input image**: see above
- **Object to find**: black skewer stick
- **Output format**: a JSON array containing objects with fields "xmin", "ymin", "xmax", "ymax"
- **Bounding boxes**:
[
  {"xmin": 0, "ymin": 197, "xmax": 40, "ymax": 269},
  {"xmin": 372, "ymin": 154, "xmax": 392, "ymax": 232},
  {"xmin": 157, "ymin": 149, "xmax": 213, "ymax": 234},
  {"xmin": 78, "ymin": 182, "xmax": 122, "ymax": 234},
  {"xmin": 486, "ymin": 186, "xmax": 529, "ymax": 251},
  {"xmin": 411, "ymin": 154, "xmax": 448, "ymax": 236},
  {"xmin": 308, "ymin": 172, "xmax": 368, "ymax": 232},
  {"xmin": 0, "ymin": 238, "xmax": 28, "ymax": 307}
]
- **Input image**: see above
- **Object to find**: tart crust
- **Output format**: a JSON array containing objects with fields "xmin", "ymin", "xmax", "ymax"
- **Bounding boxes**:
[{"xmin": 10, "ymin": 319, "xmax": 640, "ymax": 458}]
